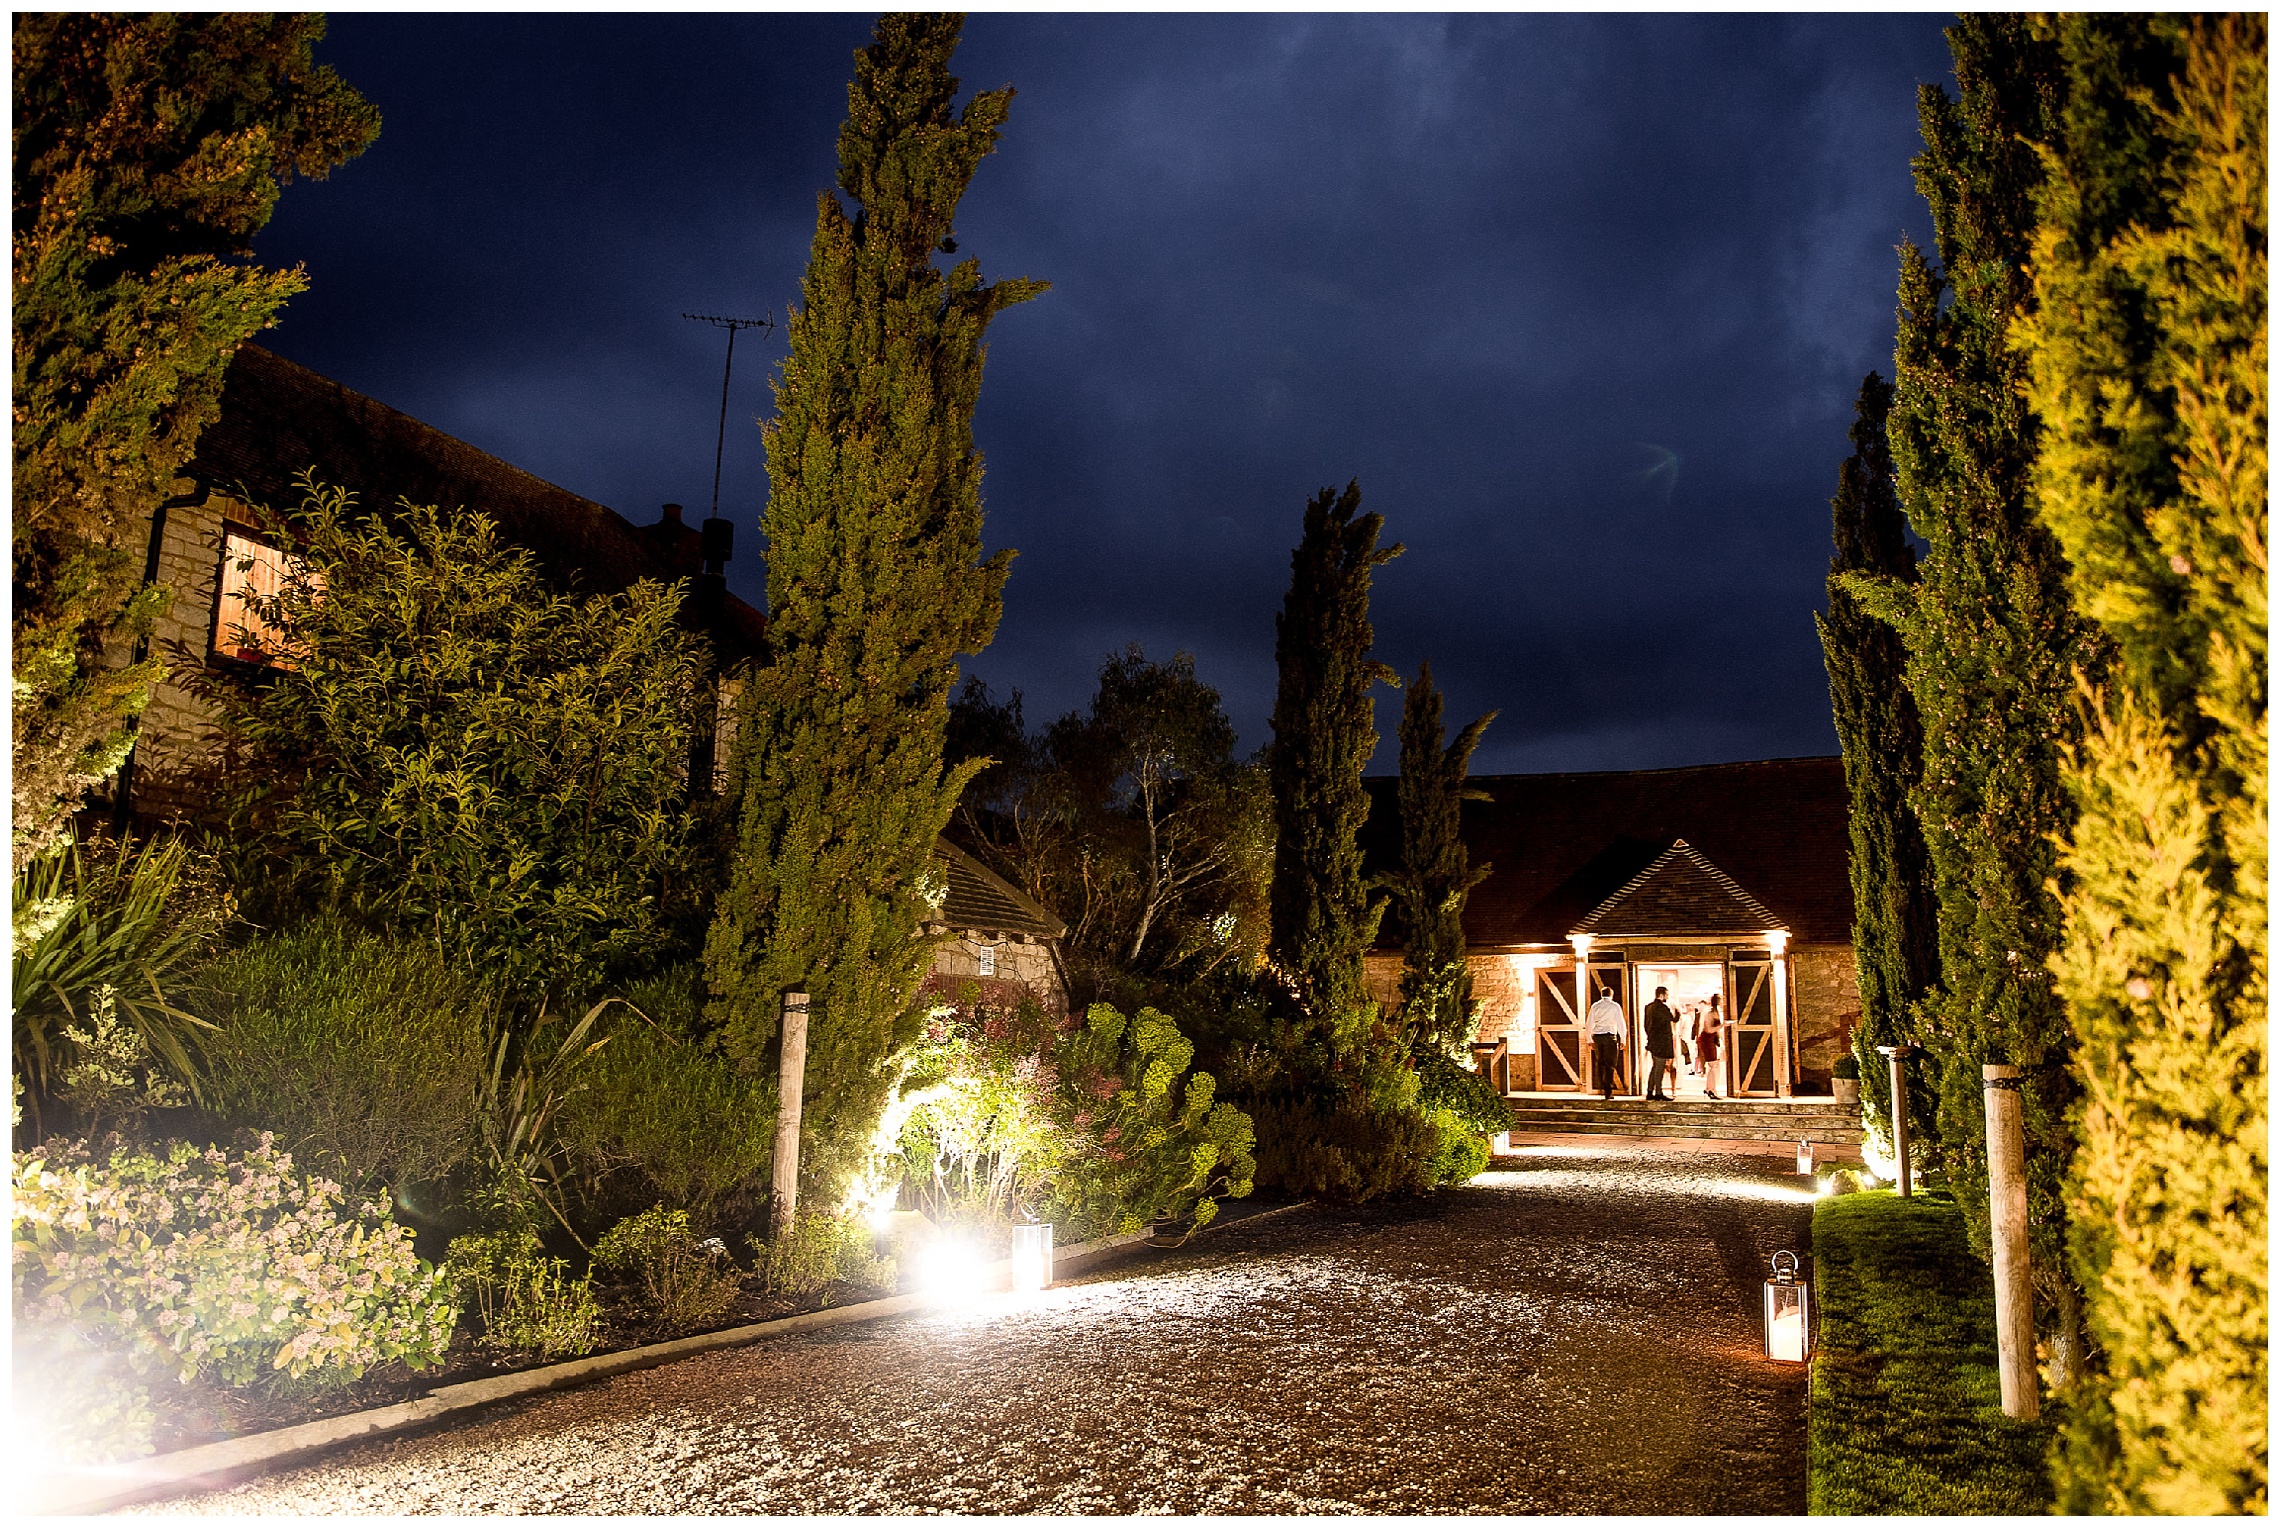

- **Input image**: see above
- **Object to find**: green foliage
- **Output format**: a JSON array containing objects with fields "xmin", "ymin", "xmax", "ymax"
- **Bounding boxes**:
[
  {"xmin": 1387, "ymin": 660, "xmax": 1495, "ymax": 1057},
  {"xmin": 1808, "ymin": 1189, "xmax": 2054, "ymax": 1514},
  {"xmin": 1421, "ymin": 1105, "xmax": 1491, "ymax": 1187},
  {"xmin": 475, "ymin": 999, "xmax": 614, "ymax": 1244},
  {"xmin": 592, "ymin": 1206, "xmax": 742, "ymax": 1336},
  {"xmin": 554, "ymin": 966, "xmax": 776, "ymax": 1230},
  {"xmin": 706, "ymin": 13, "xmax": 1045, "ymax": 1202},
  {"xmin": 758, "ymin": 1210, "xmax": 895, "ymax": 1306},
  {"xmin": 206, "ymin": 478, "xmax": 709, "ymax": 997},
  {"xmin": 55, "ymin": 983, "xmax": 188, "ymax": 1137},
  {"xmin": 891, "ymin": 994, "xmax": 1254, "ymax": 1242},
  {"xmin": 14, "ymin": 1135, "xmax": 454, "ymax": 1461},
  {"xmin": 1245, "ymin": 1096, "xmax": 1440, "ymax": 1204},
  {"xmin": 192, "ymin": 916, "xmax": 490, "ymax": 1196},
  {"xmin": 1815, "ymin": 372, "xmax": 1940, "ymax": 1160},
  {"xmin": 11, "ymin": 14, "xmax": 376, "ymax": 864},
  {"xmin": 2020, "ymin": 15, "xmax": 2267, "ymax": 1512},
  {"xmin": 1847, "ymin": 17, "xmax": 2098, "ymax": 1328},
  {"xmin": 442, "ymin": 1225, "xmax": 599, "ymax": 1359},
  {"xmin": 11, "ymin": 828, "xmax": 232, "ymax": 1112},
  {"xmin": 1266, "ymin": 480, "xmax": 1403, "ymax": 1051}
]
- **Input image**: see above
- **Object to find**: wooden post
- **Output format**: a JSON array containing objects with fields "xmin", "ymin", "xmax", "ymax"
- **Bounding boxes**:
[
  {"xmin": 1983, "ymin": 1064, "xmax": 2038, "ymax": 1419},
  {"xmin": 1877, "ymin": 1044, "xmax": 1913, "ymax": 1197},
  {"xmin": 771, "ymin": 991, "xmax": 810, "ymax": 1238}
]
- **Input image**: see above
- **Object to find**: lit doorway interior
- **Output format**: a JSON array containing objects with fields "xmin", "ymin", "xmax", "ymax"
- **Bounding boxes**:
[{"xmin": 1635, "ymin": 962, "xmax": 1725, "ymax": 1098}]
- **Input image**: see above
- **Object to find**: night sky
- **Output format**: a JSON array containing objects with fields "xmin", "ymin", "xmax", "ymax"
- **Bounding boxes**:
[{"xmin": 253, "ymin": 12, "xmax": 1957, "ymax": 776}]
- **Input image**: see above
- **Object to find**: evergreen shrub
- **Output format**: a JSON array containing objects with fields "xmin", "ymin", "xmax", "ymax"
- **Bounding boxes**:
[
  {"xmin": 554, "ymin": 965, "xmax": 775, "ymax": 1231},
  {"xmin": 757, "ymin": 1211, "xmax": 895, "ymax": 1306},
  {"xmin": 1247, "ymin": 1097, "xmax": 1440, "ymax": 1203},
  {"xmin": 11, "ymin": 1133, "xmax": 454, "ymax": 1461},
  {"xmin": 592, "ymin": 1206, "xmax": 741, "ymax": 1335},
  {"xmin": 193, "ymin": 915, "xmax": 490, "ymax": 1196}
]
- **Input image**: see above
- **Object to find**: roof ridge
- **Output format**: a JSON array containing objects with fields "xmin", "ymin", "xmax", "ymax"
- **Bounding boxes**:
[{"xmin": 1571, "ymin": 837, "xmax": 1787, "ymax": 936}]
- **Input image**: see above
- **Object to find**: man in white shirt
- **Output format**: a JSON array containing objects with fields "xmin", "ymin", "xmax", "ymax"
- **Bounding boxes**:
[{"xmin": 1586, "ymin": 984, "xmax": 1628, "ymax": 1100}]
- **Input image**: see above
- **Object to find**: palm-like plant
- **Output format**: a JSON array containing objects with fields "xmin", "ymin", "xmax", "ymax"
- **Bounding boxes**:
[
  {"xmin": 476, "ymin": 997, "xmax": 613, "ymax": 1247},
  {"xmin": 11, "ymin": 831, "xmax": 233, "ymax": 1118}
]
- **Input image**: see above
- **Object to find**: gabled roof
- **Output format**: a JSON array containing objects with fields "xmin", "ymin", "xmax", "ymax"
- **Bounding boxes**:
[
  {"xmin": 1360, "ymin": 756, "xmax": 1853, "ymax": 948},
  {"xmin": 934, "ymin": 837, "xmax": 1067, "ymax": 941},
  {"xmin": 1571, "ymin": 838, "xmax": 1785, "ymax": 938},
  {"xmin": 187, "ymin": 345, "xmax": 767, "ymax": 663}
]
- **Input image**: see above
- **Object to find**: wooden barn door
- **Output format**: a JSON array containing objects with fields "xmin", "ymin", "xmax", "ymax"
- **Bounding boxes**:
[
  {"xmin": 1727, "ymin": 951, "xmax": 1779, "ymax": 1097},
  {"xmin": 1534, "ymin": 965, "xmax": 1584, "ymax": 1091}
]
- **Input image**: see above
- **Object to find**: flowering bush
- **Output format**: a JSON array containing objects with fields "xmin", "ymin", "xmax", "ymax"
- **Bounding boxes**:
[
  {"xmin": 12, "ymin": 1135, "xmax": 456, "ymax": 1391},
  {"xmin": 891, "ymin": 986, "xmax": 1254, "ymax": 1241}
]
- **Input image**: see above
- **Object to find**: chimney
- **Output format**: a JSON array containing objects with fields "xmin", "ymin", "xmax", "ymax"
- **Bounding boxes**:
[{"xmin": 659, "ymin": 502, "xmax": 684, "ymax": 526}]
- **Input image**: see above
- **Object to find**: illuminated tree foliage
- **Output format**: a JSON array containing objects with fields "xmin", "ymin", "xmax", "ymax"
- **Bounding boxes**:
[
  {"xmin": 1815, "ymin": 371, "xmax": 1940, "ymax": 1156},
  {"xmin": 1842, "ymin": 17, "xmax": 2101, "ymax": 1368},
  {"xmin": 1265, "ymin": 480, "xmax": 1403, "ymax": 1055},
  {"xmin": 706, "ymin": 14, "xmax": 1044, "ymax": 1197},
  {"xmin": 11, "ymin": 14, "xmax": 376, "ymax": 867},
  {"xmin": 2018, "ymin": 14, "xmax": 2266, "ymax": 1512},
  {"xmin": 1387, "ymin": 660, "xmax": 1495, "ymax": 1058}
]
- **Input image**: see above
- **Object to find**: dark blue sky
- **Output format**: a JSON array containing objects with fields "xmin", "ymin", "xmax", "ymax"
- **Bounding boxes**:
[{"xmin": 257, "ymin": 12, "xmax": 1956, "ymax": 775}]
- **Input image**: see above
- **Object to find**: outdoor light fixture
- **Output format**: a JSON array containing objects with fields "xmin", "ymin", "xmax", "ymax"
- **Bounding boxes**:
[
  {"xmin": 1011, "ymin": 1223, "xmax": 1054, "ymax": 1295},
  {"xmin": 1764, "ymin": 1250, "xmax": 1811, "ymax": 1363},
  {"xmin": 1796, "ymin": 1138, "xmax": 1814, "ymax": 1175},
  {"xmin": 919, "ymin": 1237, "xmax": 991, "ymax": 1303}
]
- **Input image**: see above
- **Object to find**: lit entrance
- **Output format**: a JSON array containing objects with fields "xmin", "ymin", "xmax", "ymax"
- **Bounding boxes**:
[{"xmin": 1634, "ymin": 962, "xmax": 1725, "ymax": 1098}]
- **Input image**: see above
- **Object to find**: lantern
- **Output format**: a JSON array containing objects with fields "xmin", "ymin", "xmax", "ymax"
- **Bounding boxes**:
[
  {"xmin": 1011, "ymin": 1222, "xmax": 1054, "ymax": 1295},
  {"xmin": 1796, "ymin": 1138, "xmax": 1814, "ymax": 1175},
  {"xmin": 1764, "ymin": 1250, "xmax": 1810, "ymax": 1362}
]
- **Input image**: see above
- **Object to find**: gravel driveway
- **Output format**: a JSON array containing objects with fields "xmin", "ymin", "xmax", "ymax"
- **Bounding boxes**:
[{"xmin": 140, "ymin": 1149, "xmax": 1817, "ymax": 1515}]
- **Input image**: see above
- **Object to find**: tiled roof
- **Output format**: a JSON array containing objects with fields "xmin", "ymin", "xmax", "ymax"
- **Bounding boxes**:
[
  {"xmin": 934, "ymin": 838, "xmax": 1066, "ymax": 940},
  {"xmin": 1361, "ymin": 756, "xmax": 1854, "ymax": 949},
  {"xmin": 187, "ymin": 345, "xmax": 766, "ymax": 661},
  {"xmin": 1572, "ymin": 838, "xmax": 1786, "ymax": 937}
]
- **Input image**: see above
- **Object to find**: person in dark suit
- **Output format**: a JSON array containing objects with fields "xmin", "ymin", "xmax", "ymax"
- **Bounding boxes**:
[{"xmin": 1641, "ymin": 985, "xmax": 1678, "ymax": 1100}]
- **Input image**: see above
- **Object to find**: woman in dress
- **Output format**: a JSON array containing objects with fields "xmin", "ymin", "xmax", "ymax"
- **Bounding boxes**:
[{"xmin": 1693, "ymin": 993, "xmax": 1724, "ymax": 1099}]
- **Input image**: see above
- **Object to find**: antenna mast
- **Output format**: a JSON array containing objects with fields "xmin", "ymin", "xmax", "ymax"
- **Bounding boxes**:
[{"xmin": 682, "ymin": 311, "xmax": 774, "ymax": 520}]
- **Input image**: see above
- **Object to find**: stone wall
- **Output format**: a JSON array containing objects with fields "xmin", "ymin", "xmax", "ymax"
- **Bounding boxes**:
[
  {"xmin": 930, "ymin": 930, "xmax": 1067, "ymax": 1018},
  {"xmin": 123, "ymin": 487, "xmax": 233, "ymax": 818},
  {"xmin": 1789, "ymin": 942, "xmax": 1859, "ymax": 1089}
]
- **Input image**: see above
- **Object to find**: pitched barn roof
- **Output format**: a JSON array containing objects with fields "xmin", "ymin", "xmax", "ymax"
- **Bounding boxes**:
[
  {"xmin": 186, "ymin": 344, "xmax": 767, "ymax": 662},
  {"xmin": 1572, "ymin": 838, "xmax": 1785, "ymax": 937},
  {"xmin": 1361, "ymin": 756, "xmax": 1853, "ymax": 949},
  {"xmin": 934, "ymin": 838, "xmax": 1067, "ymax": 941}
]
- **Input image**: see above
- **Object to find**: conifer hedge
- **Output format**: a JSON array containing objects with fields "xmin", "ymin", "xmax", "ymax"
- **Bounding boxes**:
[{"xmin": 2018, "ymin": 14, "xmax": 2267, "ymax": 1512}]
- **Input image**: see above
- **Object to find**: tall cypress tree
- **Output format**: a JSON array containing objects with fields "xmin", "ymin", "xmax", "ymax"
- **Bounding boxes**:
[
  {"xmin": 1840, "ymin": 16, "xmax": 2102, "ymax": 1370},
  {"xmin": 1266, "ymin": 481, "xmax": 1402, "ymax": 1054},
  {"xmin": 2021, "ymin": 14, "xmax": 2265, "ymax": 1511},
  {"xmin": 1814, "ymin": 371, "xmax": 1939, "ymax": 1157},
  {"xmin": 11, "ymin": 15, "xmax": 377, "ymax": 866},
  {"xmin": 706, "ymin": 13, "xmax": 1044, "ymax": 1196},
  {"xmin": 1389, "ymin": 660, "xmax": 1495, "ymax": 1057}
]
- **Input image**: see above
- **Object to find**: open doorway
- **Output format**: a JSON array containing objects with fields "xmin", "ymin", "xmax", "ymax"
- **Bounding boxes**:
[{"xmin": 1635, "ymin": 962, "xmax": 1725, "ymax": 1099}]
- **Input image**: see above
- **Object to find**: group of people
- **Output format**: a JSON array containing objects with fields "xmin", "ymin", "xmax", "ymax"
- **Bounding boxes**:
[{"xmin": 1585, "ymin": 983, "xmax": 1725, "ymax": 1100}]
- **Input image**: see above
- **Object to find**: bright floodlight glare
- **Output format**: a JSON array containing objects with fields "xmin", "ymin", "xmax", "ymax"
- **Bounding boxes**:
[{"xmin": 919, "ymin": 1237, "xmax": 991, "ymax": 1303}]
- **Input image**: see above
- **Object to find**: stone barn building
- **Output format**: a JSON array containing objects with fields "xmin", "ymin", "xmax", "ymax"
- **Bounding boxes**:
[
  {"xmin": 99, "ymin": 343, "xmax": 1071, "ymax": 1016},
  {"xmin": 1362, "ymin": 757, "xmax": 1860, "ymax": 1099}
]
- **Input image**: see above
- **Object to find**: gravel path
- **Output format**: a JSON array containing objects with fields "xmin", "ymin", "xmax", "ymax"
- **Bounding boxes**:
[{"xmin": 139, "ymin": 1149, "xmax": 1817, "ymax": 1515}]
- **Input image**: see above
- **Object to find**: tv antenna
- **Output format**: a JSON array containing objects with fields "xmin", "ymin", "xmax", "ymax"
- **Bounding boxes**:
[{"xmin": 683, "ymin": 311, "xmax": 774, "ymax": 520}]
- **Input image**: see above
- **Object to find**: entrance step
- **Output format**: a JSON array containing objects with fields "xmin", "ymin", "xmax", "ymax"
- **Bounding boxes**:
[{"xmin": 1504, "ymin": 1095, "xmax": 1861, "ymax": 1147}]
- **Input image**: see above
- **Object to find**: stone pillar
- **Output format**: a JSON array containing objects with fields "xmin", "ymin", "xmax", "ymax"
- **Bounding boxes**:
[
  {"xmin": 772, "ymin": 992, "xmax": 810, "ymax": 1238},
  {"xmin": 1983, "ymin": 1064, "xmax": 2038, "ymax": 1420}
]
